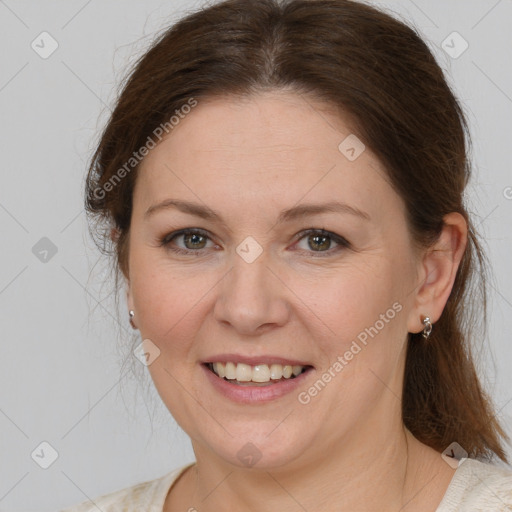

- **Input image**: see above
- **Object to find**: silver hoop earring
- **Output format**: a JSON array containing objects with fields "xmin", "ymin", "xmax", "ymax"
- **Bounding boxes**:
[
  {"xmin": 129, "ymin": 310, "xmax": 136, "ymax": 329},
  {"xmin": 422, "ymin": 316, "xmax": 432, "ymax": 339}
]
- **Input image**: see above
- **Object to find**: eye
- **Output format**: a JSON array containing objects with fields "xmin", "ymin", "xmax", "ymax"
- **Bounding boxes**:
[
  {"xmin": 160, "ymin": 228, "xmax": 216, "ymax": 255},
  {"xmin": 160, "ymin": 227, "xmax": 350, "ymax": 257},
  {"xmin": 293, "ymin": 228, "xmax": 349, "ymax": 256}
]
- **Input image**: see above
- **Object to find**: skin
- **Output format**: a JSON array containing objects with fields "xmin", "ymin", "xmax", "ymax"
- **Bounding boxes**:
[{"xmin": 125, "ymin": 91, "xmax": 467, "ymax": 511}]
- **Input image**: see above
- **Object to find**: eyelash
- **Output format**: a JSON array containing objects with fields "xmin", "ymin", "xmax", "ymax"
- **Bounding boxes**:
[{"xmin": 159, "ymin": 228, "xmax": 350, "ymax": 257}]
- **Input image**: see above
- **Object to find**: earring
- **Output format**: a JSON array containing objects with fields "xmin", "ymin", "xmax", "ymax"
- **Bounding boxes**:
[
  {"xmin": 422, "ymin": 316, "xmax": 432, "ymax": 339},
  {"xmin": 129, "ymin": 310, "xmax": 136, "ymax": 329}
]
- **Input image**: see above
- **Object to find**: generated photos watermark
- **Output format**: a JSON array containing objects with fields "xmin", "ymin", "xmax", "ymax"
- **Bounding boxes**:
[
  {"xmin": 298, "ymin": 301, "xmax": 403, "ymax": 404},
  {"xmin": 93, "ymin": 97, "xmax": 198, "ymax": 200}
]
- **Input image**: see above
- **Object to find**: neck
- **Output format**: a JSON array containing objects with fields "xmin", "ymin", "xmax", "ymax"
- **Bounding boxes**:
[{"xmin": 166, "ymin": 424, "xmax": 455, "ymax": 512}]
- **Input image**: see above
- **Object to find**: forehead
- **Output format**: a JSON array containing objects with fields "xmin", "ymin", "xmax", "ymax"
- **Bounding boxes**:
[
  {"xmin": 134, "ymin": 91, "xmax": 400, "ymax": 222},
  {"xmin": 144, "ymin": 92, "xmax": 360, "ymax": 168}
]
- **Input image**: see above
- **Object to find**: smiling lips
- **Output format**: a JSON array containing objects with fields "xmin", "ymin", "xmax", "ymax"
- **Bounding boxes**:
[
  {"xmin": 202, "ymin": 356, "xmax": 314, "ymax": 401},
  {"xmin": 208, "ymin": 361, "xmax": 309, "ymax": 384}
]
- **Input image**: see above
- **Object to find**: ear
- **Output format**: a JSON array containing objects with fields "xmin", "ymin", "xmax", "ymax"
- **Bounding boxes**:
[
  {"xmin": 125, "ymin": 278, "xmax": 138, "ymax": 330},
  {"xmin": 406, "ymin": 212, "xmax": 468, "ymax": 334},
  {"xmin": 117, "ymin": 236, "xmax": 135, "ymax": 328},
  {"xmin": 111, "ymin": 226, "xmax": 135, "ymax": 324},
  {"xmin": 126, "ymin": 280, "xmax": 134, "ymax": 312}
]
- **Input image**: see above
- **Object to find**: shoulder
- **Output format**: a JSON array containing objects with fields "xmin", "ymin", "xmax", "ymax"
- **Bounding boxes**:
[
  {"xmin": 60, "ymin": 464, "xmax": 193, "ymax": 512},
  {"xmin": 437, "ymin": 458, "xmax": 512, "ymax": 512}
]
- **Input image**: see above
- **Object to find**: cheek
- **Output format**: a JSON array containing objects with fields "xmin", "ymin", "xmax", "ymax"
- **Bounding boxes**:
[
  {"xmin": 129, "ymin": 232, "xmax": 413, "ymax": 364},
  {"xmin": 310, "ymin": 261, "xmax": 404, "ymax": 338},
  {"xmin": 130, "ymin": 254, "xmax": 219, "ymax": 356},
  {"xmin": 304, "ymin": 260, "xmax": 410, "ymax": 397}
]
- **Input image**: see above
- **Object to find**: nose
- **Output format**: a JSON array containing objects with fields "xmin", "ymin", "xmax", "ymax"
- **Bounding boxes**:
[{"xmin": 213, "ymin": 249, "xmax": 291, "ymax": 336}]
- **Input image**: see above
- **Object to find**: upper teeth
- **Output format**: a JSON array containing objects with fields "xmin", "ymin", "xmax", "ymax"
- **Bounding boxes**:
[{"xmin": 211, "ymin": 362, "xmax": 305, "ymax": 382}]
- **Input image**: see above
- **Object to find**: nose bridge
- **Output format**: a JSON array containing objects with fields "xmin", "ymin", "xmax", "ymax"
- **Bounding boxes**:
[
  {"xmin": 213, "ymin": 237, "xmax": 289, "ymax": 332},
  {"xmin": 232, "ymin": 241, "xmax": 270, "ymax": 291},
  {"xmin": 229, "ymin": 239, "xmax": 274, "ymax": 306}
]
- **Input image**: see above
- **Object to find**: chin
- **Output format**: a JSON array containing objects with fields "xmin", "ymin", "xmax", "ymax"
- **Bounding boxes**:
[{"xmin": 195, "ymin": 426, "xmax": 316, "ymax": 471}]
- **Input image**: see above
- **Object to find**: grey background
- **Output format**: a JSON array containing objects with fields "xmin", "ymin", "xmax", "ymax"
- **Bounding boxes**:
[{"xmin": 0, "ymin": 0, "xmax": 511, "ymax": 510}]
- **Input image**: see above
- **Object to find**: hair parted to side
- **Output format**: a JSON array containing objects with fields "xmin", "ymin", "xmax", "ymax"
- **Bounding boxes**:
[{"xmin": 85, "ymin": 0, "xmax": 510, "ymax": 463}]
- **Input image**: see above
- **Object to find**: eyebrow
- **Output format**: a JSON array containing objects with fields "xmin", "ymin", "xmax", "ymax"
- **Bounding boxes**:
[{"xmin": 144, "ymin": 199, "xmax": 371, "ymax": 224}]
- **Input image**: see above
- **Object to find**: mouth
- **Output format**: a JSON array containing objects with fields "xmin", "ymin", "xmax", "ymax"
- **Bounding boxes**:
[{"xmin": 203, "ymin": 361, "xmax": 314, "ymax": 387}]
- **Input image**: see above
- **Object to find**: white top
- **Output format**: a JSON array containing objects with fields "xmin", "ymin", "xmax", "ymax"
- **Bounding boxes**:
[{"xmin": 60, "ymin": 458, "xmax": 512, "ymax": 511}]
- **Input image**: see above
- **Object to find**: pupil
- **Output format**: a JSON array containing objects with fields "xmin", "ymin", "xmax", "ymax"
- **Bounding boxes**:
[
  {"xmin": 186, "ymin": 233, "xmax": 205, "ymax": 248},
  {"xmin": 310, "ymin": 234, "xmax": 329, "ymax": 251}
]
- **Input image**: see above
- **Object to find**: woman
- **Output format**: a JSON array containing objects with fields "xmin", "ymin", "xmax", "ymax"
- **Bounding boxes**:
[{"xmin": 62, "ymin": 0, "xmax": 512, "ymax": 510}]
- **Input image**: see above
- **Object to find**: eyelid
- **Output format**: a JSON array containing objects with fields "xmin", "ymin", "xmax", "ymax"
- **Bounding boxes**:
[
  {"xmin": 292, "ymin": 228, "xmax": 350, "ymax": 255},
  {"xmin": 160, "ymin": 228, "xmax": 218, "ymax": 254},
  {"xmin": 160, "ymin": 227, "xmax": 211, "ymax": 246}
]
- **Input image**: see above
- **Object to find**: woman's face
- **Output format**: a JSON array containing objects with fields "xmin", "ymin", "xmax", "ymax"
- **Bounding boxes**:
[{"xmin": 127, "ymin": 91, "xmax": 425, "ymax": 470}]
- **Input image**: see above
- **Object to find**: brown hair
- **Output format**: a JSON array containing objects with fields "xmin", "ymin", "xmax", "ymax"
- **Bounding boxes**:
[{"xmin": 85, "ymin": 0, "xmax": 509, "ymax": 462}]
